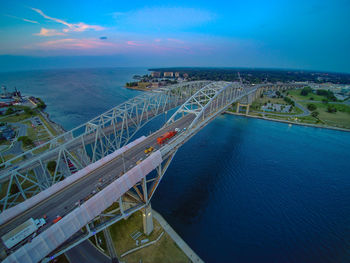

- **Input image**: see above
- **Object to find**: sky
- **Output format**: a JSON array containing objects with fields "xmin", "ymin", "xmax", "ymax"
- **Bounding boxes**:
[{"xmin": 0, "ymin": 0, "xmax": 349, "ymax": 72}]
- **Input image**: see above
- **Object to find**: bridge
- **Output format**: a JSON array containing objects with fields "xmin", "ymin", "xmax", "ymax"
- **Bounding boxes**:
[{"xmin": 0, "ymin": 81, "xmax": 302, "ymax": 262}]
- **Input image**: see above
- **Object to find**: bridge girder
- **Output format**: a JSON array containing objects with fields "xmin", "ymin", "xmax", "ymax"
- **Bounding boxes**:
[
  {"xmin": 0, "ymin": 81, "xmax": 307, "ymax": 262},
  {"xmin": 0, "ymin": 81, "xmax": 210, "ymax": 211}
]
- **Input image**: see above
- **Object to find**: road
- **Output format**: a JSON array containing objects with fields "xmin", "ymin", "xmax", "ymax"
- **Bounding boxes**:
[
  {"xmin": 65, "ymin": 240, "xmax": 111, "ymax": 263},
  {"xmin": 0, "ymin": 113, "xmax": 195, "ymax": 253},
  {"xmin": 1, "ymin": 123, "xmax": 27, "ymax": 156}
]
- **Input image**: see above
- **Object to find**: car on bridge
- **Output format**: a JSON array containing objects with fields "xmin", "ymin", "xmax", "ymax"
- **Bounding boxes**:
[{"xmin": 144, "ymin": 146, "xmax": 154, "ymax": 154}]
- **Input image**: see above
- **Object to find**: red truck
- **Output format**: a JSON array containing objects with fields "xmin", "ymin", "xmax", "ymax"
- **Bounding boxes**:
[
  {"xmin": 52, "ymin": 216, "xmax": 62, "ymax": 224},
  {"xmin": 157, "ymin": 130, "xmax": 178, "ymax": 144}
]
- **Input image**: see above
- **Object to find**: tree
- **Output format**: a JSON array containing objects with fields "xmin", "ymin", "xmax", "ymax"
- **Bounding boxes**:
[
  {"xmin": 317, "ymin": 89, "xmax": 336, "ymax": 101},
  {"xmin": 311, "ymin": 111, "xmax": 319, "ymax": 118},
  {"xmin": 322, "ymin": 98, "xmax": 329, "ymax": 104},
  {"xmin": 301, "ymin": 86, "xmax": 313, "ymax": 96},
  {"xmin": 47, "ymin": 161, "xmax": 57, "ymax": 173},
  {"xmin": 327, "ymin": 105, "xmax": 337, "ymax": 113},
  {"xmin": 18, "ymin": 136, "xmax": 34, "ymax": 147},
  {"xmin": 5, "ymin": 107, "xmax": 14, "ymax": 115},
  {"xmin": 307, "ymin": 103, "xmax": 317, "ymax": 111},
  {"xmin": 23, "ymin": 106, "xmax": 34, "ymax": 115},
  {"xmin": 36, "ymin": 98, "xmax": 47, "ymax": 109}
]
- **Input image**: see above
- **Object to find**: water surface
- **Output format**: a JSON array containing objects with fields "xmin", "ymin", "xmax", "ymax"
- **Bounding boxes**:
[{"xmin": 1, "ymin": 68, "xmax": 349, "ymax": 263}]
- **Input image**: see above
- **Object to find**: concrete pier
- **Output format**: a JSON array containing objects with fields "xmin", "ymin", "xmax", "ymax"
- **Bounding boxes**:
[{"xmin": 142, "ymin": 204, "xmax": 154, "ymax": 235}]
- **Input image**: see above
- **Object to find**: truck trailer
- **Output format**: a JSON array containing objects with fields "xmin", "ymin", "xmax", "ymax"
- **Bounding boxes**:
[
  {"xmin": 157, "ymin": 129, "xmax": 178, "ymax": 144},
  {"xmin": 1, "ymin": 218, "xmax": 46, "ymax": 249}
]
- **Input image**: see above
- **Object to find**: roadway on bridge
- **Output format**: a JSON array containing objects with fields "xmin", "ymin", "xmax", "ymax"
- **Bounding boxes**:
[{"xmin": 0, "ymin": 113, "xmax": 195, "ymax": 254}]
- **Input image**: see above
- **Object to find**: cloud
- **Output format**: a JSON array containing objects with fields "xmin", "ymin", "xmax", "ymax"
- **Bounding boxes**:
[
  {"xmin": 37, "ymin": 38, "xmax": 119, "ymax": 50},
  {"xmin": 5, "ymin": 14, "xmax": 38, "ymax": 24},
  {"xmin": 30, "ymin": 7, "xmax": 105, "ymax": 32},
  {"xmin": 34, "ymin": 28, "xmax": 65, "ymax": 36},
  {"xmin": 126, "ymin": 41, "xmax": 143, "ymax": 46},
  {"xmin": 167, "ymin": 38, "xmax": 185, "ymax": 44},
  {"xmin": 113, "ymin": 7, "xmax": 215, "ymax": 30}
]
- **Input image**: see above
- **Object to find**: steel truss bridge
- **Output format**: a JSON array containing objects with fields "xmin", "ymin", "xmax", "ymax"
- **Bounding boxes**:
[{"xmin": 0, "ymin": 81, "xmax": 302, "ymax": 263}]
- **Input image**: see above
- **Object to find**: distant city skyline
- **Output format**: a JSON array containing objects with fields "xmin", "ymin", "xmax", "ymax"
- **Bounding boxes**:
[{"xmin": 0, "ymin": 0, "xmax": 349, "ymax": 73}]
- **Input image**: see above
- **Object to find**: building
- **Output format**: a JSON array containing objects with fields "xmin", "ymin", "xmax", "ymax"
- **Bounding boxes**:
[
  {"xmin": 0, "ymin": 125, "xmax": 15, "ymax": 141},
  {"xmin": 163, "ymin": 72, "xmax": 174, "ymax": 78},
  {"xmin": 151, "ymin": 82, "xmax": 160, "ymax": 88},
  {"xmin": 175, "ymin": 72, "xmax": 180, "ymax": 78},
  {"xmin": 183, "ymin": 73, "xmax": 189, "ymax": 78},
  {"xmin": 151, "ymin": 71, "xmax": 161, "ymax": 78}
]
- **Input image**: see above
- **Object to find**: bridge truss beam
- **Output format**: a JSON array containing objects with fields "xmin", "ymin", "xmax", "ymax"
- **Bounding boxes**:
[{"xmin": 0, "ymin": 81, "xmax": 209, "ymax": 211}]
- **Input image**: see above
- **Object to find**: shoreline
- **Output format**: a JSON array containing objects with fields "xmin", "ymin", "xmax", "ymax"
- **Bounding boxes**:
[
  {"xmin": 125, "ymin": 86, "xmax": 154, "ymax": 91},
  {"xmin": 39, "ymin": 110, "xmax": 67, "ymax": 134},
  {"xmin": 225, "ymin": 111, "xmax": 350, "ymax": 133}
]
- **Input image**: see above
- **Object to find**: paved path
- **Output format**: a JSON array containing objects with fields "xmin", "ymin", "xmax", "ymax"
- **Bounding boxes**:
[
  {"xmin": 65, "ymin": 240, "xmax": 111, "ymax": 263},
  {"xmin": 152, "ymin": 209, "xmax": 204, "ymax": 263},
  {"xmin": 103, "ymin": 227, "xmax": 119, "ymax": 262},
  {"xmin": 293, "ymin": 99, "xmax": 310, "ymax": 117},
  {"xmin": 1, "ymin": 123, "xmax": 27, "ymax": 156}
]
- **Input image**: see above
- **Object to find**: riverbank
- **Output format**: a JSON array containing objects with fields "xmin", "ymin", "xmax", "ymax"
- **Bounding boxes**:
[
  {"xmin": 125, "ymin": 86, "xmax": 154, "ymax": 91},
  {"xmin": 225, "ymin": 111, "xmax": 350, "ymax": 132}
]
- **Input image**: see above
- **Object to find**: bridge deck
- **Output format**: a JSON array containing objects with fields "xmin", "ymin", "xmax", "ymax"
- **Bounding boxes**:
[{"xmin": 0, "ymin": 113, "xmax": 195, "ymax": 255}]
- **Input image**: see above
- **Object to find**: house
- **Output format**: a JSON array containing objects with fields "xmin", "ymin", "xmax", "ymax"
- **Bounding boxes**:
[
  {"xmin": 0, "ymin": 125, "xmax": 15, "ymax": 141},
  {"xmin": 151, "ymin": 72, "xmax": 161, "ymax": 78},
  {"xmin": 152, "ymin": 82, "xmax": 160, "ymax": 88},
  {"xmin": 163, "ymin": 72, "xmax": 174, "ymax": 78}
]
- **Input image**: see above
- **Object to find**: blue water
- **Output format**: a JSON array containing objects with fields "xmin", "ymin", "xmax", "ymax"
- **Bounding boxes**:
[
  {"xmin": 152, "ymin": 116, "xmax": 350, "ymax": 262},
  {"xmin": 1, "ymin": 69, "xmax": 350, "ymax": 262},
  {"xmin": 0, "ymin": 68, "xmax": 146, "ymax": 130}
]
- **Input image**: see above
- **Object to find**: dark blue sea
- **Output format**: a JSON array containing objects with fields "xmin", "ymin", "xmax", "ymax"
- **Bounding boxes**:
[{"xmin": 1, "ymin": 68, "xmax": 350, "ymax": 263}]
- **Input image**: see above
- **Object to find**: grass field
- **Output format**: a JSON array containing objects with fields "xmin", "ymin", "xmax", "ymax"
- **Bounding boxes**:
[
  {"xmin": 287, "ymin": 89, "xmax": 327, "ymax": 101},
  {"xmin": 247, "ymin": 89, "xmax": 350, "ymax": 129},
  {"xmin": 0, "ymin": 112, "xmax": 35, "ymax": 123},
  {"xmin": 37, "ymin": 113, "xmax": 58, "ymax": 136},
  {"xmin": 107, "ymin": 211, "xmax": 188, "ymax": 263},
  {"xmin": 298, "ymin": 102, "xmax": 350, "ymax": 129}
]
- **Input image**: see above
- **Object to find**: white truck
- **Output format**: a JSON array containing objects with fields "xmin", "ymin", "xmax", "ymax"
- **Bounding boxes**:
[{"xmin": 1, "ymin": 218, "xmax": 46, "ymax": 249}]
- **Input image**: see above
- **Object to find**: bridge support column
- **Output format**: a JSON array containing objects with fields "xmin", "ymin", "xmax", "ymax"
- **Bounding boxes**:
[
  {"xmin": 236, "ymin": 103, "xmax": 250, "ymax": 115},
  {"xmin": 245, "ymin": 104, "xmax": 250, "ymax": 115},
  {"xmin": 142, "ymin": 204, "xmax": 154, "ymax": 235}
]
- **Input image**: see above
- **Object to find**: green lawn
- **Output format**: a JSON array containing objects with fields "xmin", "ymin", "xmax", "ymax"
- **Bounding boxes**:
[
  {"xmin": 287, "ymin": 89, "xmax": 326, "ymax": 101},
  {"xmin": 107, "ymin": 211, "xmax": 189, "ymax": 263},
  {"xmin": 299, "ymin": 102, "xmax": 350, "ymax": 129},
  {"xmin": 0, "ymin": 112, "xmax": 36, "ymax": 123},
  {"xmin": 37, "ymin": 113, "xmax": 58, "ymax": 136}
]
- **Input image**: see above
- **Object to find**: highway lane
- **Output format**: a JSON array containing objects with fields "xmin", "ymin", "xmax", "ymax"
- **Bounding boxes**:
[{"xmin": 0, "ymin": 113, "xmax": 195, "ymax": 253}]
